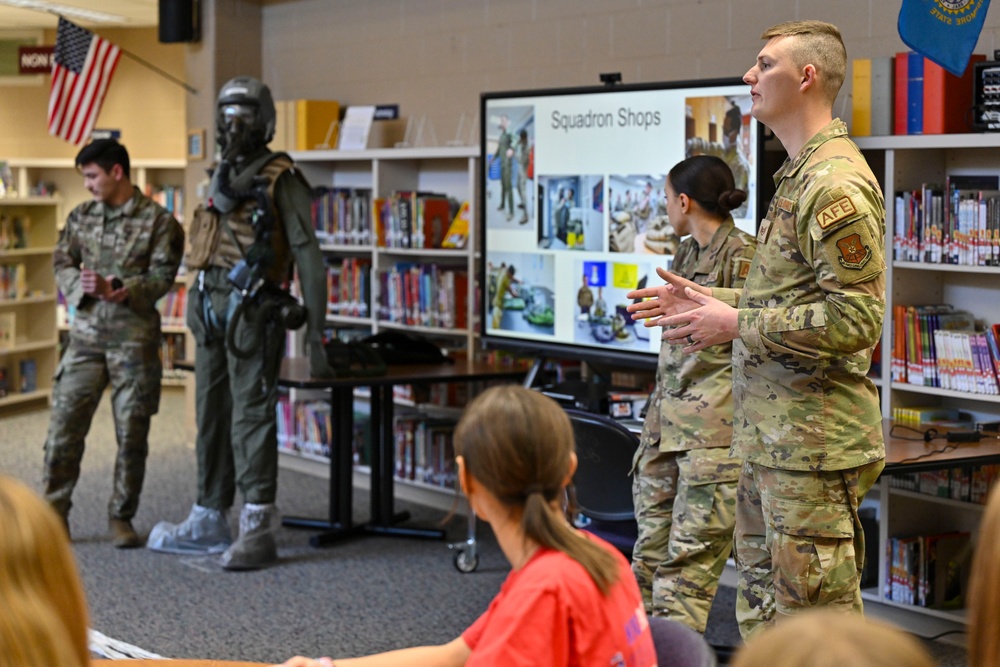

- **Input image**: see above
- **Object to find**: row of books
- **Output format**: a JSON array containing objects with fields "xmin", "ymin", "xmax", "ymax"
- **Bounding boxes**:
[
  {"xmin": 376, "ymin": 263, "xmax": 469, "ymax": 329},
  {"xmin": 156, "ymin": 285, "xmax": 187, "ymax": 327},
  {"xmin": 886, "ymin": 531, "xmax": 969, "ymax": 608},
  {"xmin": 326, "ymin": 257, "xmax": 371, "ymax": 318},
  {"xmin": 0, "ymin": 263, "xmax": 26, "ymax": 300},
  {"xmin": 851, "ymin": 52, "xmax": 983, "ymax": 136},
  {"xmin": 374, "ymin": 192, "xmax": 463, "ymax": 249},
  {"xmin": 275, "ymin": 397, "xmax": 374, "ymax": 465},
  {"xmin": 893, "ymin": 177, "xmax": 1000, "ymax": 266},
  {"xmin": 890, "ymin": 305, "xmax": 1000, "ymax": 395},
  {"xmin": 887, "ymin": 461, "xmax": 1000, "ymax": 506},
  {"xmin": 0, "ymin": 358, "xmax": 36, "ymax": 396},
  {"xmin": 393, "ymin": 415, "xmax": 458, "ymax": 489},
  {"xmin": 145, "ymin": 184, "xmax": 185, "ymax": 223},
  {"xmin": 160, "ymin": 332, "xmax": 187, "ymax": 381},
  {"xmin": 312, "ymin": 187, "xmax": 372, "ymax": 246}
]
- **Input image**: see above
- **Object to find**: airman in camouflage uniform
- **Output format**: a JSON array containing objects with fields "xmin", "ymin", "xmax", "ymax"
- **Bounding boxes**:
[
  {"xmin": 43, "ymin": 139, "xmax": 184, "ymax": 548},
  {"xmin": 628, "ymin": 21, "xmax": 886, "ymax": 639},
  {"xmin": 629, "ymin": 155, "xmax": 755, "ymax": 632}
]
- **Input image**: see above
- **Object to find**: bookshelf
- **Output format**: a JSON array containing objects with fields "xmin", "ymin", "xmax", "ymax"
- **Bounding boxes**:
[
  {"xmin": 280, "ymin": 146, "xmax": 481, "ymax": 502},
  {"xmin": 855, "ymin": 133, "xmax": 1000, "ymax": 622},
  {"xmin": 0, "ymin": 197, "xmax": 60, "ymax": 411}
]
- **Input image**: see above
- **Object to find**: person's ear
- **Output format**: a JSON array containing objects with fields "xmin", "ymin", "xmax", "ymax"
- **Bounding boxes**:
[
  {"xmin": 457, "ymin": 455, "xmax": 471, "ymax": 497},
  {"xmin": 562, "ymin": 452, "xmax": 578, "ymax": 489},
  {"xmin": 110, "ymin": 163, "xmax": 125, "ymax": 181},
  {"xmin": 678, "ymin": 192, "xmax": 691, "ymax": 214},
  {"xmin": 800, "ymin": 63, "xmax": 817, "ymax": 92}
]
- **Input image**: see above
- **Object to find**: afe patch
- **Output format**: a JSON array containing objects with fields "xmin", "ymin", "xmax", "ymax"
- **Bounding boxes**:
[
  {"xmin": 836, "ymin": 233, "xmax": 872, "ymax": 270},
  {"xmin": 816, "ymin": 195, "xmax": 858, "ymax": 229}
]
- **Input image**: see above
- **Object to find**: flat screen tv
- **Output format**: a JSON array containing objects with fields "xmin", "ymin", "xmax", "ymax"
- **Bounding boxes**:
[{"xmin": 480, "ymin": 77, "xmax": 765, "ymax": 368}]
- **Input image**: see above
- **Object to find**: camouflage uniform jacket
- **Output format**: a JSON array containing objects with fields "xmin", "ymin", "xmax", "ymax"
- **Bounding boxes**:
[
  {"xmin": 55, "ymin": 186, "xmax": 184, "ymax": 347},
  {"xmin": 641, "ymin": 218, "xmax": 755, "ymax": 452},
  {"xmin": 714, "ymin": 119, "xmax": 886, "ymax": 471}
]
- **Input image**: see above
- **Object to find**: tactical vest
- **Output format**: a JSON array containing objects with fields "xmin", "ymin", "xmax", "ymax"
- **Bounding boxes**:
[{"xmin": 211, "ymin": 154, "xmax": 294, "ymax": 285}]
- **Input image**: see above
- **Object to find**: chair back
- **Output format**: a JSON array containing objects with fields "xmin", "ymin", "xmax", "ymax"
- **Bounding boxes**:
[
  {"xmin": 648, "ymin": 616, "xmax": 718, "ymax": 667},
  {"xmin": 565, "ymin": 409, "xmax": 639, "ymax": 522}
]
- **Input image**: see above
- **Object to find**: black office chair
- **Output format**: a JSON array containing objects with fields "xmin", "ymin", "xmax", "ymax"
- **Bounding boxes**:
[
  {"xmin": 565, "ymin": 409, "xmax": 640, "ymax": 555},
  {"xmin": 648, "ymin": 616, "xmax": 719, "ymax": 667}
]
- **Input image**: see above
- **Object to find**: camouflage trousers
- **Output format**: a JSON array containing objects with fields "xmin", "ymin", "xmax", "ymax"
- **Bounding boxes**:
[
  {"xmin": 631, "ymin": 443, "xmax": 740, "ymax": 632},
  {"xmin": 43, "ymin": 339, "xmax": 162, "ymax": 521},
  {"xmin": 734, "ymin": 458, "xmax": 884, "ymax": 639}
]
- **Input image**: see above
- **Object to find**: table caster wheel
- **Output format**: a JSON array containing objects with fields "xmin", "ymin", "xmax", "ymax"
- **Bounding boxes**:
[{"xmin": 453, "ymin": 548, "xmax": 479, "ymax": 573}]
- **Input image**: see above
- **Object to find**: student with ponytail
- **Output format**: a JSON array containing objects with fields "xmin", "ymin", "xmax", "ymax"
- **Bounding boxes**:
[{"xmin": 275, "ymin": 385, "xmax": 657, "ymax": 667}]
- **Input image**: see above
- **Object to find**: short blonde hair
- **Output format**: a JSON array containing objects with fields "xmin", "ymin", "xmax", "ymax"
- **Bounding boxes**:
[
  {"xmin": 0, "ymin": 475, "xmax": 91, "ymax": 667},
  {"xmin": 969, "ymin": 482, "xmax": 1000, "ymax": 666},
  {"xmin": 731, "ymin": 609, "xmax": 935, "ymax": 667},
  {"xmin": 761, "ymin": 20, "xmax": 847, "ymax": 106}
]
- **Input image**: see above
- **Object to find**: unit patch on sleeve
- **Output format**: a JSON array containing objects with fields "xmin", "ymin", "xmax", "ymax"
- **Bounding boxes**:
[
  {"xmin": 816, "ymin": 195, "xmax": 858, "ymax": 229},
  {"xmin": 835, "ymin": 232, "xmax": 872, "ymax": 270}
]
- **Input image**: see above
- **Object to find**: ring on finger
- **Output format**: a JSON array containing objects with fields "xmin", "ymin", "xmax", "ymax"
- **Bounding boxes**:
[{"xmin": 686, "ymin": 334, "xmax": 696, "ymax": 345}]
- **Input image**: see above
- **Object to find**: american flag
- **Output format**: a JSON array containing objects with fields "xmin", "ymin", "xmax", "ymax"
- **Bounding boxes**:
[{"xmin": 48, "ymin": 17, "xmax": 121, "ymax": 145}]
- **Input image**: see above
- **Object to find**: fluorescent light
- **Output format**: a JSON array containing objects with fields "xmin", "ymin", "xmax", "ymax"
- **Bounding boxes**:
[{"xmin": 0, "ymin": 0, "xmax": 129, "ymax": 24}]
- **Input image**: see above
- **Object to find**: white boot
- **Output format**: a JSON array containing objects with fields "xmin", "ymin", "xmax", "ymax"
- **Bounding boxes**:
[
  {"xmin": 146, "ymin": 504, "xmax": 232, "ymax": 554},
  {"xmin": 220, "ymin": 503, "xmax": 279, "ymax": 571}
]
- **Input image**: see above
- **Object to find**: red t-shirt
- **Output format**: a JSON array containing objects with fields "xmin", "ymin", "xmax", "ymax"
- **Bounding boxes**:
[{"xmin": 462, "ymin": 533, "xmax": 657, "ymax": 667}]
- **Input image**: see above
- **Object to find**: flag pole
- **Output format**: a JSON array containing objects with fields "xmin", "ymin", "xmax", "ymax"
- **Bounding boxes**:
[{"xmin": 119, "ymin": 49, "xmax": 198, "ymax": 95}]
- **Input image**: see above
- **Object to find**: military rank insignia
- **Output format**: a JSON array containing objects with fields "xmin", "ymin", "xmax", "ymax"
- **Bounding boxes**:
[{"xmin": 836, "ymin": 233, "xmax": 872, "ymax": 269}]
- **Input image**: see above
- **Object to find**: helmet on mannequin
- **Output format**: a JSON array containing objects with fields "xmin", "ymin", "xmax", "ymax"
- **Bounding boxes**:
[{"xmin": 216, "ymin": 76, "xmax": 276, "ymax": 157}]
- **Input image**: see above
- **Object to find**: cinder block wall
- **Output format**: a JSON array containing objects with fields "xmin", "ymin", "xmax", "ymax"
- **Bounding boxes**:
[{"xmin": 260, "ymin": 0, "xmax": 1000, "ymax": 144}]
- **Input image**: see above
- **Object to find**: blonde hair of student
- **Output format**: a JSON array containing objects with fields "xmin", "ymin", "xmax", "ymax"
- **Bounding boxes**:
[
  {"xmin": 453, "ymin": 384, "xmax": 620, "ymax": 595},
  {"xmin": 761, "ymin": 20, "xmax": 847, "ymax": 105},
  {"xmin": 730, "ymin": 609, "xmax": 936, "ymax": 667},
  {"xmin": 0, "ymin": 474, "xmax": 91, "ymax": 667},
  {"xmin": 968, "ymin": 483, "xmax": 1000, "ymax": 667}
]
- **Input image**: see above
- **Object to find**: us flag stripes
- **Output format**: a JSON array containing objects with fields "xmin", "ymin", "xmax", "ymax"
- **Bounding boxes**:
[{"xmin": 48, "ymin": 17, "xmax": 121, "ymax": 145}]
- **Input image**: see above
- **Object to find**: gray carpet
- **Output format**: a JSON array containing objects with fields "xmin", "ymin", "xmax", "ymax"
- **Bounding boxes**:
[{"xmin": 0, "ymin": 390, "xmax": 970, "ymax": 665}]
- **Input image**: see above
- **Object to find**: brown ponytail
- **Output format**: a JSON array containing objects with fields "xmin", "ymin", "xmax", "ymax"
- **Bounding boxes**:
[{"xmin": 454, "ymin": 385, "xmax": 621, "ymax": 595}]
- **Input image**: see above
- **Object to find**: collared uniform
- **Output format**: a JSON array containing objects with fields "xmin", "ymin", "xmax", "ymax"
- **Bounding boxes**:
[
  {"xmin": 632, "ymin": 218, "xmax": 755, "ymax": 631},
  {"xmin": 716, "ymin": 119, "xmax": 886, "ymax": 637},
  {"xmin": 44, "ymin": 187, "xmax": 184, "ymax": 521}
]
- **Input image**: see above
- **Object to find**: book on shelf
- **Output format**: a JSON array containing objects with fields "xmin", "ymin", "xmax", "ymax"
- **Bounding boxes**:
[
  {"xmin": 18, "ymin": 358, "xmax": 36, "ymax": 393},
  {"xmin": 0, "ymin": 366, "xmax": 7, "ymax": 397},
  {"xmin": 312, "ymin": 187, "xmax": 372, "ymax": 246},
  {"xmin": 923, "ymin": 55, "xmax": 985, "ymax": 135},
  {"xmin": 376, "ymin": 191, "xmax": 454, "ymax": 249},
  {"xmin": 892, "ymin": 176, "xmax": 1000, "ymax": 267},
  {"xmin": 889, "ymin": 462, "xmax": 1000, "ymax": 505},
  {"xmin": 893, "ymin": 51, "xmax": 985, "ymax": 135},
  {"xmin": 0, "ymin": 311, "xmax": 14, "ymax": 349},
  {"xmin": 326, "ymin": 256, "xmax": 371, "ymax": 318},
  {"xmin": 851, "ymin": 57, "xmax": 895, "ymax": 137},
  {"xmin": 0, "ymin": 263, "xmax": 26, "ymax": 300},
  {"xmin": 273, "ymin": 99, "xmax": 342, "ymax": 152},
  {"xmin": 887, "ymin": 532, "xmax": 970, "ymax": 610},
  {"xmin": 378, "ymin": 263, "xmax": 468, "ymax": 329},
  {"xmin": 440, "ymin": 201, "xmax": 470, "ymax": 249},
  {"xmin": 155, "ymin": 285, "xmax": 187, "ymax": 327}
]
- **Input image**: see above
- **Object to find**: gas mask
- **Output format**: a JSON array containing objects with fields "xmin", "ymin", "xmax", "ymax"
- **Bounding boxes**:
[{"xmin": 214, "ymin": 76, "xmax": 276, "ymax": 163}]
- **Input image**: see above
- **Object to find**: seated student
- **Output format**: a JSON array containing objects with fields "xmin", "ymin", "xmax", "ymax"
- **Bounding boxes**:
[
  {"xmin": 275, "ymin": 385, "xmax": 657, "ymax": 667},
  {"xmin": 729, "ymin": 609, "xmax": 936, "ymax": 667},
  {"xmin": 968, "ymin": 482, "xmax": 1000, "ymax": 667},
  {"xmin": 0, "ymin": 474, "xmax": 92, "ymax": 667}
]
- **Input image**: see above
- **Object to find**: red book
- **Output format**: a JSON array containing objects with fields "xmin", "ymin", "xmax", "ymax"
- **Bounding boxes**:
[
  {"xmin": 923, "ymin": 55, "xmax": 985, "ymax": 134},
  {"xmin": 894, "ymin": 52, "xmax": 909, "ymax": 135}
]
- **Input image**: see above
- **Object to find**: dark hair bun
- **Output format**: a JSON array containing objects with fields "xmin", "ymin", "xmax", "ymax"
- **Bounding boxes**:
[{"xmin": 717, "ymin": 189, "xmax": 748, "ymax": 213}]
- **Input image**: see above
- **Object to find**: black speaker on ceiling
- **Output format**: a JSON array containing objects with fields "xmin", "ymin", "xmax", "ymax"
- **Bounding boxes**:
[{"xmin": 159, "ymin": 0, "xmax": 198, "ymax": 43}]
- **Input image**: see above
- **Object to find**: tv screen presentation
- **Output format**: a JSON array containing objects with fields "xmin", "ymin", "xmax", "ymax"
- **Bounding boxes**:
[{"xmin": 480, "ymin": 77, "xmax": 764, "ymax": 367}]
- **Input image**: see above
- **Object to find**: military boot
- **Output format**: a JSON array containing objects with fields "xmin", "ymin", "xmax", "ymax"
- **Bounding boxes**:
[
  {"xmin": 220, "ymin": 503, "xmax": 279, "ymax": 571},
  {"xmin": 109, "ymin": 518, "xmax": 141, "ymax": 549},
  {"xmin": 146, "ymin": 504, "xmax": 232, "ymax": 554}
]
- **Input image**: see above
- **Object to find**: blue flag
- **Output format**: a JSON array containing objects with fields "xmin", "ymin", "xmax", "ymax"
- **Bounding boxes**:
[{"xmin": 898, "ymin": 0, "xmax": 991, "ymax": 76}]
